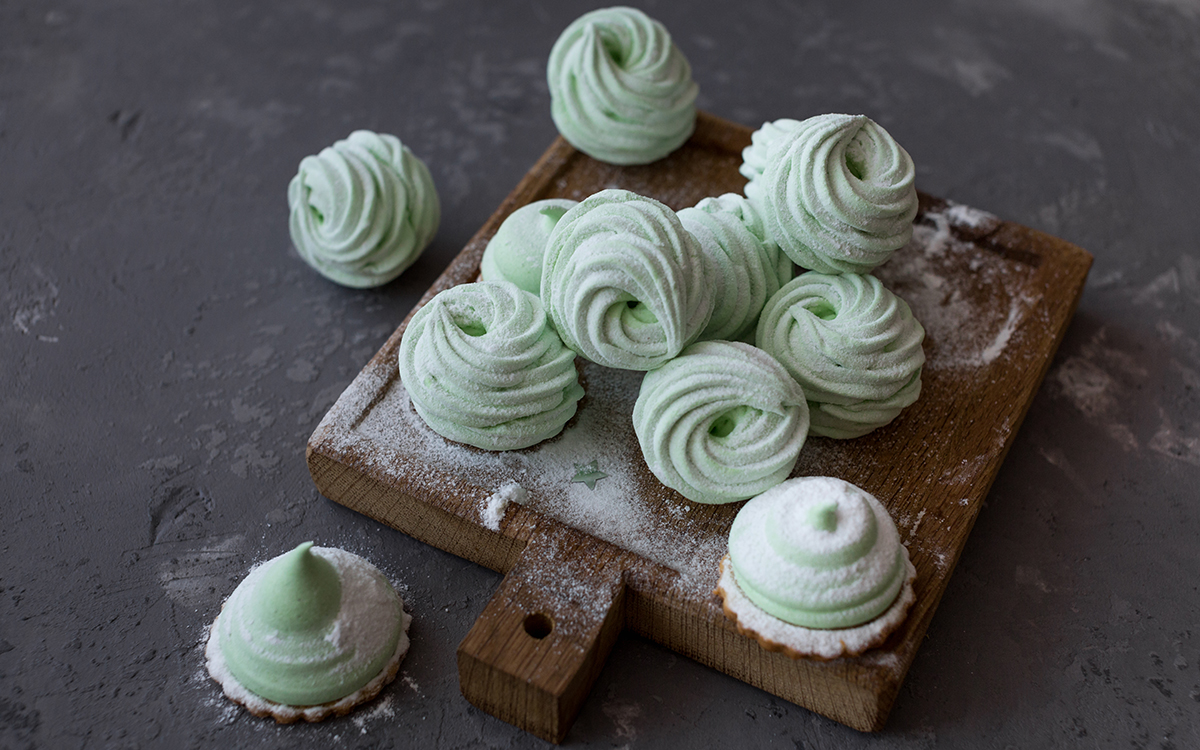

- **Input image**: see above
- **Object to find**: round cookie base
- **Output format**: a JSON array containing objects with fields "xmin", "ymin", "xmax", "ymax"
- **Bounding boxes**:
[
  {"xmin": 714, "ymin": 551, "xmax": 916, "ymax": 660},
  {"xmin": 204, "ymin": 609, "xmax": 412, "ymax": 724}
]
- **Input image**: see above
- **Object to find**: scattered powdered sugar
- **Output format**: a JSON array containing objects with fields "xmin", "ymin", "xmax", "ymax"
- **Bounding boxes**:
[
  {"xmin": 876, "ymin": 206, "xmax": 1038, "ymax": 370},
  {"xmin": 482, "ymin": 482, "xmax": 526, "ymax": 531}
]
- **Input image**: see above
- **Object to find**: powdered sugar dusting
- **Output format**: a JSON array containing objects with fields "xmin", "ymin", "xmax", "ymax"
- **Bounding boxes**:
[
  {"xmin": 482, "ymin": 482, "xmax": 526, "ymax": 531},
  {"xmin": 716, "ymin": 553, "xmax": 916, "ymax": 660}
]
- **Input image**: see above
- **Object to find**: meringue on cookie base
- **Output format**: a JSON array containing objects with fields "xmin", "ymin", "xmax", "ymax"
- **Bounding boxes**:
[
  {"xmin": 715, "ymin": 552, "xmax": 916, "ymax": 661},
  {"xmin": 204, "ymin": 613, "xmax": 411, "ymax": 723}
]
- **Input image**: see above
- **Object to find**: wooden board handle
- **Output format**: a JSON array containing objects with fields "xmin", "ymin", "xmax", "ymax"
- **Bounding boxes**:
[{"xmin": 456, "ymin": 527, "xmax": 630, "ymax": 743}]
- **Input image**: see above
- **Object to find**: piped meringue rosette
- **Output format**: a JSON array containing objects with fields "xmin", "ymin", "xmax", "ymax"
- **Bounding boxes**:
[
  {"xmin": 480, "ymin": 199, "xmax": 578, "ymax": 295},
  {"xmin": 206, "ymin": 543, "xmax": 411, "ymax": 722},
  {"xmin": 716, "ymin": 477, "xmax": 916, "ymax": 660},
  {"xmin": 633, "ymin": 341, "xmax": 810, "ymax": 504},
  {"xmin": 288, "ymin": 130, "xmax": 440, "ymax": 288},
  {"xmin": 398, "ymin": 280, "xmax": 584, "ymax": 451},
  {"xmin": 542, "ymin": 189, "xmax": 713, "ymax": 370},
  {"xmin": 678, "ymin": 193, "xmax": 795, "ymax": 343},
  {"xmin": 548, "ymin": 6, "xmax": 698, "ymax": 165},
  {"xmin": 739, "ymin": 118, "xmax": 803, "ymax": 203},
  {"xmin": 747, "ymin": 114, "xmax": 918, "ymax": 275},
  {"xmin": 756, "ymin": 272, "xmax": 925, "ymax": 439}
]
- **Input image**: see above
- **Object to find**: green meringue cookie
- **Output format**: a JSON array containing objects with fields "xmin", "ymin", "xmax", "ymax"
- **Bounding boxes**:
[
  {"xmin": 728, "ymin": 476, "xmax": 909, "ymax": 629},
  {"xmin": 480, "ymin": 199, "xmax": 577, "ymax": 295},
  {"xmin": 214, "ymin": 543, "xmax": 405, "ymax": 706},
  {"xmin": 633, "ymin": 341, "xmax": 809, "ymax": 504},
  {"xmin": 398, "ymin": 280, "xmax": 583, "ymax": 450},
  {"xmin": 288, "ymin": 130, "xmax": 440, "ymax": 288},
  {"xmin": 739, "ymin": 118, "xmax": 803, "ymax": 202},
  {"xmin": 678, "ymin": 194, "xmax": 794, "ymax": 343},
  {"xmin": 748, "ymin": 114, "xmax": 918, "ymax": 275},
  {"xmin": 756, "ymin": 271, "xmax": 925, "ymax": 439},
  {"xmin": 542, "ymin": 189, "xmax": 713, "ymax": 370},
  {"xmin": 548, "ymin": 6, "xmax": 698, "ymax": 165}
]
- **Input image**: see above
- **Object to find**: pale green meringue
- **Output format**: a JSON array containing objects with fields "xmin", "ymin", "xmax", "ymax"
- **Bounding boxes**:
[
  {"xmin": 541, "ymin": 189, "xmax": 713, "ymax": 370},
  {"xmin": 214, "ymin": 543, "xmax": 405, "ymax": 706},
  {"xmin": 398, "ymin": 280, "xmax": 583, "ymax": 450},
  {"xmin": 288, "ymin": 130, "xmax": 440, "ymax": 288},
  {"xmin": 633, "ymin": 341, "xmax": 809, "ymax": 504},
  {"xmin": 738, "ymin": 118, "xmax": 803, "ymax": 202},
  {"xmin": 728, "ymin": 477, "xmax": 909, "ymax": 629},
  {"xmin": 548, "ymin": 6, "xmax": 698, "ymax": 165},
  {"xmin": 480, "ymin": 199, "xmax": 577, "ymax": 295},
  {"xmin": 756, "ymin": 272, "xmax": 925, "ymax": 439},
  {"xmin": 748, "ymin": 114, "xmax": 918, "ymax": 275},
  {"xmin": 678, "ymin": 193, "xmax": 794, "ymax": 343}
]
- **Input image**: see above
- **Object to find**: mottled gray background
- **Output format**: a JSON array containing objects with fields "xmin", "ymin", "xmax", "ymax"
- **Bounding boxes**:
[{"xmin": 2, "ymin": 0, "xmax": 1199, "ymax": 748}]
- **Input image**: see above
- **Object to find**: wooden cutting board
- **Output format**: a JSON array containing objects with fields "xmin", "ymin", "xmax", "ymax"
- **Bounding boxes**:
[{"xmin": 306, "ymin": 112, "xmax": 1092, "ymax": 742}]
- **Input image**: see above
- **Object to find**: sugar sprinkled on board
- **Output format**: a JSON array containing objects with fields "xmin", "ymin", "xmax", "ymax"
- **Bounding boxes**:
[{"xmin": 482, "ymin": 483, "xmax": 526, "ymax": 531}]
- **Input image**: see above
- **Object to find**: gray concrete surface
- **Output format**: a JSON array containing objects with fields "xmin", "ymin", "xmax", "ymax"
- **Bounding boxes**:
[{"xmin": 2, "ymin": 0, "xmax": 1198, "ymax": 747}]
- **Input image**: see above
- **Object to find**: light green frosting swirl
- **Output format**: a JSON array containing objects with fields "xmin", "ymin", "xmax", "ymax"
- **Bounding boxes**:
[
  {"xmin": 633, "ymin": 341, "xmax": 809, "ymax": 504},
  {"xmin": 542, "ymin": 189, "xmax": 713, "ymax": 370},
  {"xmin": 756, "ymin": 272, "xmax": 925, "ymax": 439},
  {"xmin": 749, "ymin": 114, "xmax": 918, "ymax": 274},
  {"xmin": 678, "ymin": 193, "xmax": 794, "ymax": 342},
  {"xmin": 739, "ymin": 118, "xmax": 803, "ymax": 202},
  {"xmin": 288, "ymin": 130, "xmax": 440, "ymax": 288},
  {"xmin": 480, "ymin": 199, "xmax": 577, "ymax": 295},
  {"xmin": 398, "ymin": 280, "xmax": 583, "ymax": 450},
  {"xmin": 215, "ymin": 543, "xmax": 404, "ymax": 706},
  {"xmin": 728, "ymin": 477, "xmax": 908, "ymax": 629},
  {"xmin": 548, "ymin": 6, "xmax": 698, "ymax": 165}
]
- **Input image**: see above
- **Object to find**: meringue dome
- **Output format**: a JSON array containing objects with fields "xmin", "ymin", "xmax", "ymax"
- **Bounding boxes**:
[
  {"xmin": 633, "ymin": 341, "xmax": 809, "ymax": 504},
  {"xmin": 398, "ymin": 280, "xmax": 584, "ymax": 450},
  {"xmin": 288, "ymin": 130, "xmax": 440, "ymax": 288},
  {"xmin": 745, "ymin": 114, "xmax": 918, "ymax": 275},
  {"xmin": 213, "ymin": 543, "xmax": 406, "ymax": 706},
  {"xmin": 480, "ymin": 199, "xmax": 577, "ymax": 295},
  {"xmin": 756, "ymin": 271, "xmax": 925, "ymax": 438},
  {"xmin": 547, "ymin": 6, "xmax": 698, "ymax": 165},
  {"xmin": 727, "ymin": 477, "xmax": 909, "ymax": 629},
  {"xmin": 541, "ymin": 189, "xmax": 713, "ymax": 371}
]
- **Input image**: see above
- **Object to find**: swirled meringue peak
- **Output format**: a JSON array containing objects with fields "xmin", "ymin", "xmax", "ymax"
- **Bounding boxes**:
[
  {"xmin": 749, "ymin": 114, "xmax": 918, "ymax": 275},
  {"xmin": 678, "ymin": 193, "xmax": 795, "ymax": 343},
  {"xmin": 480, "ymin": 199, "xmax": 577, "ymax": 295},
  {"xmin": 756, "ymin": 272, "xmax": 925, "ymax": 439},
  {"xmin": 548, "ymin": 6, "xmax": 698, "ymax": 165},
  {"xmin": 209, "ymin": 543, "xmax": 408, "ymax": 709},
  {"xmin": 542, "ymin": 189, "xmax": 713, "ymax": 370},
  {"xmin": 633, "ymin": 341, "xmax": 809, "ymax": 504},
  {"xmin": 727, "ymin": 476, "xmax": 910, "ymax": 629},
  {"xmin": 288, "ymin": 130, "xmax": 440, "ymax": 288},
  {"xmin": 398, "ymin": 280, "xmax": 584, "ymax": 451}
]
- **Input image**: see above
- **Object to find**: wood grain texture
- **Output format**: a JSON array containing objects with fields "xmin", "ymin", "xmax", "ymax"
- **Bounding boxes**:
[{"xmin": 306, "ymin": 111, "xmax": 1093, "ymax": 740}]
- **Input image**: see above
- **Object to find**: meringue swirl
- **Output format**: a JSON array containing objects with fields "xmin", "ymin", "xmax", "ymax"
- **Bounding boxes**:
[
  {"xmin": 288, "ymin": 130, "xmax": 440, "ymax": 288},
  {"xmin": 738, "ymin": 118, "xmax": 803, "ymax": 203},
  {"xmin": 678, "ymin": 193, "xmax": 794, "ymax": 343},
  {"xmin": 633, "ymin": 341, "xmax": 810, "ymax": 504},
  {"xmin": 398, "ymin": 280, "xmax": 583, "ymax": 450},
  {"xmin": 213, "ymin": 543, "xmax": 406, "ymax": 706},
  {"xmin": 728, "ymin": 476, "xmax": 910, "ymax": 629},
  {"xmin": 756, "ymin": 272, "xmax": 924, "ymax": 438},
  {"xmin": 480, "ymin": 199, "xmax": 577, "ymax": 295},
  {"xmin": 542, "ymin": 189, "xmax": 713, "ymax": 370},
  {"xmin": 751, "ymin": 114, "xmax": 918, "ymax": 274},
  {"xmin": 548, "ymin": 6, "xmax": 698, "ymax": 165}
]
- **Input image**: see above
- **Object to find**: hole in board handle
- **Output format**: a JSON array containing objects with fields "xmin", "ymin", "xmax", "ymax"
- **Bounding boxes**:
[{"xmin": 523, "ymin": 612, "xmax": 554, "ymax": 639}]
